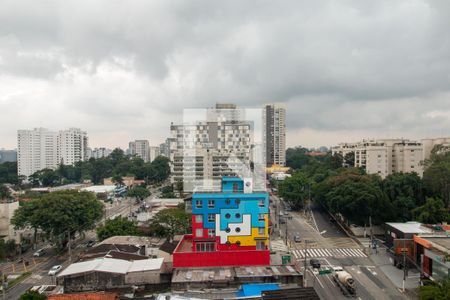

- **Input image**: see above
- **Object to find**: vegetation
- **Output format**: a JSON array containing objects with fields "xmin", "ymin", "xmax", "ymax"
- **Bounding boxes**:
[
  {"xmin": 18, "ymin": 290, "xmax": 46, "ymax": 300},
  {"xmin": 12, "ymin": 191, "xmax": 104, "ymax": 248},
  {"xmin": 127, "ymin": 186, "xmax": 151, "ymax": 201},
  {"xmin": 282, "ymin": 145, "xmax": 450, "ymax": 226},
  {"xmin": 96, "ymin": 216, "xmax": 139, "ymax": 241},
  {"xmin": 0, "ymin": 184, "xmax": 11, "ymax": 200},
  {"xmin": 0, "ymin": 161, "xmax": 19, "ymax": 185},
  {"xmin": 0, "ymin": 239, "xmax": 17, "ymax": 260},
  {"xmin": 160, "ymin": 185, "xmax": 176, "ymax": 198},
  {"xmin": 25, "ymin": 149, "xmax": 170, "ymax": 187},
  {"xmin": 420, "ymin": 277, "xmax": 450, "ymax": 300},
  {"xmin": 149, "ymin": 208, "xmax": 191, "ymax": 240}
]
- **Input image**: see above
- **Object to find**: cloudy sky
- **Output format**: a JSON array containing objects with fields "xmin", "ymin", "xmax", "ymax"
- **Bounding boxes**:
[{"xmin": 1, "ymin": 0, "xmax": 450, "ymax": 150}]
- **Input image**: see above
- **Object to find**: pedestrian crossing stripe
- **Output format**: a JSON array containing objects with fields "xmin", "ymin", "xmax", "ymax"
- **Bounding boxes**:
[{"xmin": 291, "ymin": 248, "xmax": 367, "ymax": 259}]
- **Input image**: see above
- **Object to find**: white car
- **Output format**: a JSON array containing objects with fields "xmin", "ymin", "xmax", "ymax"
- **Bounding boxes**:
[
  {"xmin": 48, "ymin": 265, "xmax": 62, "ymax": 276},
  {"xmin": 33, "ymin": 248, "xmax": 46, "ymax": 257},
  {"xmin": 332, "ymin": 266, "xmax": 344, "ymax": 273}
]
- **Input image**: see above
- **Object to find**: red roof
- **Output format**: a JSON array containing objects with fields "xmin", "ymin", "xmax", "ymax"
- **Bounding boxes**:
[{"xmin": 48, "ymin": 292, "xmax": 118, "ymax": 300}]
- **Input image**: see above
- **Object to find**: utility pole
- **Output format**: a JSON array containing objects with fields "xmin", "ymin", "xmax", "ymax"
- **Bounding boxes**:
[
  {"xmin": 369, "ymin": 215, "xmax": 373, "ymax": 254},
  {"xmin": 402, "ymin": 239, "xmax": 407, "ymax": 292},
  {"xmin": 68, "ymin": 231, "xmax": 72, "ymax": 263},
  {"xmin": 303, "ymin": 240, "xmax": 309, "ymax": 287}
]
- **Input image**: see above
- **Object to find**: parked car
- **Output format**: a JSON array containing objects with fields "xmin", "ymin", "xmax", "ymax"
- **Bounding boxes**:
[
  {"xmin": 310, "ymin": 259, "xmax": 321, "ymax": 269},
  {"xmin": 48, "ymin": 265, "xmax": 62, "ymax": 276},
  {"xmin": 33, "ymin": 249, "xmax": 46, "ymax": 257},
  {"xmin": 86, "ymin": 240, "xmax": 95, "ymax": 248},
  {"xmin": 294, "ymin": 235, "xmax": 301, "ymax": 242}
]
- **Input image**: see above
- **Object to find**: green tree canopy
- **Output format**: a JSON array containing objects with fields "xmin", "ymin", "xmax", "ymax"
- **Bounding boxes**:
[
  {"xmin": 422, "ymin": 145, "xmax": 450, "ymax": 207},
  {"xmin": 0, "ymin": 161, "xmax": 18, "ymax": 185},
  {"xmin": 285, "ymin": 147, "xmax": 311, "ymax": 170},
  {"xmin": 18, "ymin": 290, "xmax": 46, "ymax": 300},
  {"xmin": 12, "ymin": 191, "xmax": 104, "ymax": 248},
  {"xmin": 0, "ymin": 184, "xmax": 11, "ymax": 200},
  {"xmin": 420, "ymin": 277, "xmax": 450, "ymax": 300},
  {"xmin": 413, "ymin": 197, "xmax": 450, "ymax": 224},
  {"xmin": 278, "ymin": 172, "xmax": 310, "ymax": 210},
  {"xmin": 96, "ymin": 216, "xmax": 139, "ymax": 241},
  {"xmin": 127, "ymin": 186, "xmax": 151, "ymax": 201},
  {"xmin": 149, "ymin": 208, "xmax": 191, "ymax": 240}
]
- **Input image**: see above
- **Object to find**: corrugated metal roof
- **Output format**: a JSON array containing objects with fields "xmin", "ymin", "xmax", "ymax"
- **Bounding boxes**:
[{"xmin": 58, "ymin": 257, "xmax": 163, "ymax": 277}]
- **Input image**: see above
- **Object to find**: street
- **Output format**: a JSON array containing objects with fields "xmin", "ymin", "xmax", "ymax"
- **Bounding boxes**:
[
  {"xmin": 3, "ymin": 185, "xmax": 162, "ymax": 300},
  {"xmin": 271, "ymin": 194, "xmax": 407, "ymax": 300}
]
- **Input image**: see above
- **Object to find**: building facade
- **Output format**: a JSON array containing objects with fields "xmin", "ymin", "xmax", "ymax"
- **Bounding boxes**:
[
  {"xmin": 422, "ymin": 137, "xmax": 450, "ymax": 161},
  {"xmin": 173, "ymin": 177, "xmax": 270, "ymax": 268},
  {"xmin": 332, "ymin": 139, "xmax": 423, "ymax": 178},
  {"xmin": 0, "ymin": 149, "xmax": 17, "ymax": 163},
  {"xmin": 17, "ymin": 128, "xmax": 88, "ymax": 177},
  {"xmin": 129, "ymin": 140, "xmax": 150, "ymax": 162},
  {"xmin": 149, "ymin": 146, "xmax": 160, "ymax": 162},
  {"xmin": 169, "ymin": 104, "xmax": 254, "ymax": 192},
  {"xmin": 87, "ymin": 147, "xmax": 112, "ymax": 159},
  {"xmin": 265, "ymin": 104, "xmax": 286, "ymax": 167}
]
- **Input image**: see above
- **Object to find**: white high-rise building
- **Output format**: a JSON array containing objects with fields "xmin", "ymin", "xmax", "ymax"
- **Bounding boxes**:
[
  {"xmin": 129, "ymin": 140, "xmax": 150, "ymax": 162},
  {"xmin": 332, "ymin": 139, "xmax": 423, "ymax": 177},
  {"xmin": 421, "ymin": 137, "xmax": 450, "ymax": 161},
  {"xmin": 17, "ymin": 128, "xmax": 88, "ymax": 177},
  {"xmin": 265, "ymin": 104, "xmax": 286, "ymax": 167},
  {"xmin": 58, "ymin": 128, "xmax": 88, "ymax": 165},
  {"xmin": 170, "ymin": 104, "xmax": 255, "ymax": 192},
  {"xmin": 149, "ymin": 146, "xmax": 160, "ymax": 162},
  {"xmin": 86, "ymin": 147, "xmax": 112, "ymax": 159}
]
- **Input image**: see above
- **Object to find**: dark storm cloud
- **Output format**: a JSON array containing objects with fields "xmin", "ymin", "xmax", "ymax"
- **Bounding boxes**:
[{"xmin": 0, "ymin": 0, "xmax": 450, "ymax": 148}]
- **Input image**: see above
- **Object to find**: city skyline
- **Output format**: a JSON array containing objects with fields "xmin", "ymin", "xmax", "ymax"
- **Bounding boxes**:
[{"xmin": 1, "ymin": 1, "xmax": 450, "ymax": 150}]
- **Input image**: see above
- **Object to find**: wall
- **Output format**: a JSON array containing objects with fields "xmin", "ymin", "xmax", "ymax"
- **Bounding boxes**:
[
  {"xmin": 173, "ymin": 250, "xmax": 270, "ymax": 268},
  {"xmin": 125, "ymin": 270, "xmax": 160, "ymax": 285}
]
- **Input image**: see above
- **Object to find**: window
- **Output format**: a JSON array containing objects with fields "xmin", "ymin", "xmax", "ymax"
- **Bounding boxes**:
[
  {"xmin": 258, "ymin": 200, "xmax": 265, "ymax": 207},
  {"xmin": 208, "ymin": 229, "xmax": 215, "ymax": 237},
  {"xmin": 225, "ymin": 227, "xmax": 231, "ymax": 233},
  {"xmin": 195, "ymin": 228, "xmax": 203, "ymax": 237},
  {"xmin": 196, "ymin": 242, "xmax": 215, "ymax": 252},
  {"xmin": 235, "ymin": 213, "xmax": 241, "ymax": 218},
  {"xmin": 196, "ymin": 200, "xmax": 202, "ymax": 208},
  {"xmin": 236, "ymin": 241, "xmax": 241, "ymax": 246},
  {"xmin": 258, "ymin": 214, "xmax": 265, "ymax": 221},
  {"xmin": 258, "ymin": 227, "xmax": 265, "ymax": 235},
  {"xmin": 208, "ymin": 214, "xmax": 216, "ymax": 222},
  {"xmin": 195, "ymin": 215, "xmax": 203, "ymax": 223},
  {"xmin": 235, "ymin": 227, "xmax": 241, "ymax": 233},
  {"xmin": 256, "ymin": 241, "xmax": 266, "ymax": 250},
  {"xmin": 208, "ymin": 200, "xmax": 215, "ymax": 208},
  {"xmin": 225, "ymin": 199, "xmax": 231, "ymax": 205},
  {"xmin": 225, "ymin": 213, "xmax": 231, "ymax": 219},
  {"xmin": 236, "ymin": 199, "xmax": 241, "ymax": 205}
]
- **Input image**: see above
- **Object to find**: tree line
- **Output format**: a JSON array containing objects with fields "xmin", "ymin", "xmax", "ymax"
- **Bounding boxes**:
[{"xmin": 278, "ymin": 145, "xmax": 450, "ymax": 226}]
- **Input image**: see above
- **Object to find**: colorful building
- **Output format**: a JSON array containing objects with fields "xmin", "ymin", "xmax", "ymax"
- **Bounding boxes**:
[{"xmin": 173, "ymin": 177, "xmax": 270, "ymax": 268}]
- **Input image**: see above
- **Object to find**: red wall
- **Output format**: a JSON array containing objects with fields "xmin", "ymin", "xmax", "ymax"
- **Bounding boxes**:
[{"xmin": 174, "ymin": 250, "xmax": 270, "ymax": 268}]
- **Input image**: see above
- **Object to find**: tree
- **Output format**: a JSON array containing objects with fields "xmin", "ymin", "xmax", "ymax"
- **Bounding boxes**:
[
  {"xmin": 96, "ymin": 216, "xmax": 139, "ymax": 241},
  {"xmin": 150, "ymin": 208, "xmax": 191, "ymax": 240},
  {"xmin": 127, "ymin": 186, "xmax": 150, "ymax": 202},
  {"xmin": 0, "ymin": 239, "xmax": 17, "ymax": 259},
  {"xmin": 0, "ymin": 184, "xmax": 11, "ymax": 200},
  {"xmin": 343, "ymin": 152, "xmax": 355, "ymax": 167},
  {"xmin": 420, "ymin": 277, "xmax": 450, "ymax": 300},
  {"xmin": 285, "ymin": 147, "xmax": 311, "ymax": 170},
  {"xmin": 278, "ymin": 172, "xmax": 310, "ymax": 210},
  {"xmin": 18, "ymin": 291, "xmax": 46, "ymax": 300},
  {"xmin": 111, "ymin": 174, "xmax": 124, "ymax": 186},
  {"xmin": 12, "ymin": 191, "xmax": 104, "ymax": 248},
  {"xmin": 28, "ymin": 169, "xmax": 60, "ymax": 187},
  {"xmin": 422, "ymin": 145, "xmax": 450, "ymax": 207},
  {"xmin": 413, "ymin": 197, "xmax": 450, "ymax": 224},
  {"xmin": 0, "ymin": 161, "xmax": 18, "ymax": 185}
]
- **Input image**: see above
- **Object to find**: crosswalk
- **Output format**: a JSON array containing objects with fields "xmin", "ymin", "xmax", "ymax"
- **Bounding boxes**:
[
  {"xmin": 292, "ymin": 248, "xmax": 367, "ymax": 259},
  {"xmin": 270, "ymin": 239, "xmax": 288, "ymax": 252}
]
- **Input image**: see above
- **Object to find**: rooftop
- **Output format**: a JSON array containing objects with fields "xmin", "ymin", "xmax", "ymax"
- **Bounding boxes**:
[
  {"xmin": 48, "ymin": 292, "xmax": 118, "ymax": 300},
  {"xmin": 99, "ymin": 235, "xmax": 165, "ymax": 247},
  {"xmin": 386, "ymin": 222, "xmax": 433, "ymax": 234},
  {"xmin": 58, "ymin": 257, "xmax": 164, "ymax": 277}
]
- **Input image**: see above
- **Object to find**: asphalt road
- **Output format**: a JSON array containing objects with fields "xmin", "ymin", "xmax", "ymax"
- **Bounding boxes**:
[{"xmin": 272, "ymin": 197, "xmax": 407, "ymax": 300}]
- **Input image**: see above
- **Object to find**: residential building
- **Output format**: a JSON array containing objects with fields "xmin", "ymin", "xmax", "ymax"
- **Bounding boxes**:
[
  {"xmin": 265, "ymin": 104, "xmax": 286, "ymax": 167},
  {"xmin": 150, "ymin": 146, "xmax": 160, "ymax": 162},
  {"xmin": 332, "ymin": 139, "xmax": 423, "ymax": 177},
  {"xmin": 0, "ymin": 149, "xmax": 17, "ymax": 163},
  {"xmin": 86, "ymin": 147, "xmax": 112, "ymax": 159},
  {"xmin": 173, "ymin": 177, "xmax": 270, "ymax": 268},
  {"xmin": 57, "ymin": 257, "xmax": 165, "ymax": 292},
  {"xmin": 159, "ymin": 138, "xmax": 171, "ymax": 158},
  {"xmin": 422, "ymin": 137, "xmax": 450, "ymax": 161},
  {"xmin": 58, "ymin": 128, "xmax": 88, "ymax": 165},
  {"xmin": 17, "ymin": 128, "xmax": 88, "ymax": 177},
  {"xmin": 129, "ymin": 140, "xmax": 150, "ymax": 162},
  {"xmin": 0, "ymin": 199, "xmax": 23, "ymax": 243},
  {"xmin": 170, "ymin": 104, "xmax": 256, "ymax": 192},
  {"xmin": 17, "ymin": 128, "xmax": 59, "ymax": 177}
]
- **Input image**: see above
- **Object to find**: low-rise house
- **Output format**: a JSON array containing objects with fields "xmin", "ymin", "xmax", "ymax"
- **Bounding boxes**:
[{"xmin": 57, "ymin": 257, "xmax": 165, "ymax": 292}]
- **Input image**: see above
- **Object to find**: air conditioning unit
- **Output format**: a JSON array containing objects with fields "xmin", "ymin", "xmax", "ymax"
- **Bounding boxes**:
[{"xmin": 243, "ymin": 178, "xmax": 253, "ymax": 193}]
